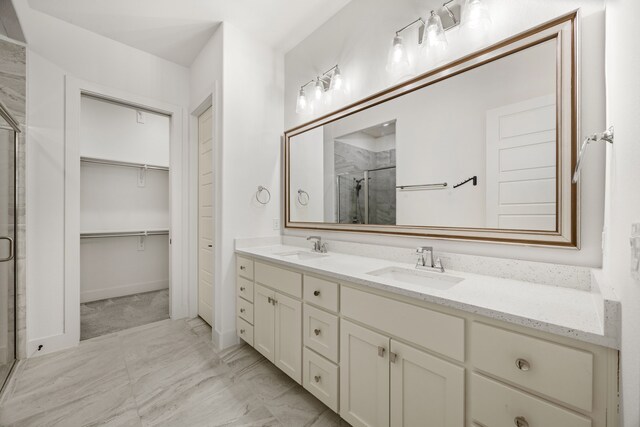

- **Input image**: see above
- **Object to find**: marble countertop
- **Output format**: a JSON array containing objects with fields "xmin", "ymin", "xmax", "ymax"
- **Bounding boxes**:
[{"xmin": 235, "ymin": 243, "xmax": 620, "ymax": 349}]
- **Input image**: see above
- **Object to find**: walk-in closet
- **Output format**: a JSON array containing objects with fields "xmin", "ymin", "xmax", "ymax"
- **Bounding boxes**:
[{"xmin": 79, "ymin": 95, "xmax": 170, "ymax": 340}]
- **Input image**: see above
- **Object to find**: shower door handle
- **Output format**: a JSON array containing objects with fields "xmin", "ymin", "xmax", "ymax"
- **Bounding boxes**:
[{"xmin": 0, "ymin": 236, "xmax": 14, "ymax": 262}]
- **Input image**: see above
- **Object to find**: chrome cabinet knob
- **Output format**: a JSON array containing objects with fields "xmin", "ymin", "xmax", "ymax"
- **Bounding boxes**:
[
  {"xmin": 314, "ymin": 375, "xmax": 321, "ymax": 383},
  {"xmin": 313, "ymin": 290, "xmax": 320, "ymax": 296},
  {"xmin": 240, "ymin": 329, "xmax": 245, "ymax": 334},
  {"xmin": 314, "ymin": 328, "xmax": 321, "ymax": 336},
  {"xmin": 515, "ymin": 358, "xmax": 531, "ymax": 371},
  {"xmin": 240, "ymin": 308, "xmax": 245, "ymax": 313},
  {"xmin": 240, "ymin": 265, "xmax": 246, "ymax": 270},
  {"xmin": 240, "ymin": 286, "xmax": 245, "ymax": 291},
  {"xmin": 514, "ymin": 416, "xmax": 529, "ymax": 427}
]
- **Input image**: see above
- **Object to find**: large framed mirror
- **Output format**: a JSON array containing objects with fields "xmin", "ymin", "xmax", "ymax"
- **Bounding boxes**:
[{"xmin": 285, "ymin": 13, "xmax": 578, "ymax": 247}]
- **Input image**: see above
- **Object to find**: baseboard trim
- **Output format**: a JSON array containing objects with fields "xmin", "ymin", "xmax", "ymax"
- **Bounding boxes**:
[
  {"xmin": 81, "ymin": 280, "xmax": 169, "ymax": 303},
  {"xmin": 214, "ymin": 328, "xmax": 239, "ymax": 350}
]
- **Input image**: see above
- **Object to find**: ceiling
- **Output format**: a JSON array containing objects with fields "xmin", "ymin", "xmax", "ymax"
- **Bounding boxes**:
[{"xmin": 27, "ymin": 0, "xmax": 351, "ymax": 66}]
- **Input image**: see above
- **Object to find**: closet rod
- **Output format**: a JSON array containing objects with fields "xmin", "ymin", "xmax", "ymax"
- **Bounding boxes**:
[
  {"xmin": 80, "ymin": 157, "xmax": 169, "ymax": 171},
  {"xmin": 80, "ymin": 230, "xmax": 169, "ymax": 239}
]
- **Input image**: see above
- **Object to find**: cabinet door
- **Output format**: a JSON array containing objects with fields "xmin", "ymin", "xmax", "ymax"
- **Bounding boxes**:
[
  {"xmin": 340, "ymin": 319, "xmax": 390, "ymax": 427},
  {"xmin": 274, "ymin": 292, "xmax": 302, "ymax": 383},
  {"xmin": 390, "ymin": 340, "xmax": 464, "ymax": 427},
  {"xmin": 254, "ymin": 284, "xmax": 275, "ymax": 362}
]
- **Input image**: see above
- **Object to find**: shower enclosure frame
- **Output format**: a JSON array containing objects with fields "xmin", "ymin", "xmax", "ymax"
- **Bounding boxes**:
[
  {"xmin": 336, "ymin": 165, "xmax": 396, "ymax": 225},
  {"xmin": 0, "ymin": 100, "xmax": 21, "ymax": 392}
]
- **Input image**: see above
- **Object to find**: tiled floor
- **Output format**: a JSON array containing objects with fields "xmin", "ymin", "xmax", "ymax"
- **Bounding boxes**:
[
  {"xmin": 0, "ymin": 317, "xmax": 349, "ymax": 427},
  {"xmin": 80, "ymin": 289, "xmax": 170, "ymax": 340}
]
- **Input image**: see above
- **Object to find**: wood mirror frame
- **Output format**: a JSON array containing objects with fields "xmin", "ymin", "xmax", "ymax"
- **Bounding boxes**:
[{"xmin": 284, "ymin": 12, "xmax": 579, "ymax": 247}]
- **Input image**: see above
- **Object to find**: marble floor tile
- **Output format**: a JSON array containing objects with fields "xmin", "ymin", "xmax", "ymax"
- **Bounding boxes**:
[
  {"xmin": 0, "ymin": 318, "xmax": 348, "ymax": 427},
  {"xmin": 263, "ymin": 385, "xmax": 329, "ymax": 427}
]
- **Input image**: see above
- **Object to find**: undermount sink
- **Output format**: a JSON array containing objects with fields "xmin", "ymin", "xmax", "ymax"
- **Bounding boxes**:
[
  {"xmin": 275, "ymin": 250, "xmax": 329, "ymax": 261},
  {"xmin": 367, "ymin": 266, "xmax": 463, "ymax": 290}
]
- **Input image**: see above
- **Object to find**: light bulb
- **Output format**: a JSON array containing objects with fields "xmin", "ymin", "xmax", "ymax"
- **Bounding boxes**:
[
  {"xmin": 313, "ymin": 79, "xmax": 324, "ymax": 101},
  {"xmin": 386, "ymin": 35, "xmax": 411, "ymax": 78},
  {"xmin": 330, "ymin": 66, "xmax": 344, "ymax": 92},
  {"xmin": 463, "ymin": 0, "xmax": 491, "ymax": 31},
  {"xmin": 424, "ymin": 11, "xmax": 448, "ymax": 52},
  {"xmin": 295, "ymin": 87, "xmax": 308, "ymax": 114}
]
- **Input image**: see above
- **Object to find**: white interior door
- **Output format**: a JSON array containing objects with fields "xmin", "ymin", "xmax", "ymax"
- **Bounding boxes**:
[
  {"xmin": 486, "ymin": 95, "xmax": 556, "ymax": 231},
  {"xmin": 198, "ymin": 106, "xmax": 214, "ymax": 325}
]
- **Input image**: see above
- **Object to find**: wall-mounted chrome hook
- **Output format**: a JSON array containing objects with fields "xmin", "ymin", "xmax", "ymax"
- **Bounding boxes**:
[{"xmin": 572, "ymin": 126, "xmax": 614, "ymax": 184}]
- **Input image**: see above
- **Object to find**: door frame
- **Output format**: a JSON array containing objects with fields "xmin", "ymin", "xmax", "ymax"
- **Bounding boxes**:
[{"xmin": 47, "ymin": 76, "xmax": 191, "ymax": 355}]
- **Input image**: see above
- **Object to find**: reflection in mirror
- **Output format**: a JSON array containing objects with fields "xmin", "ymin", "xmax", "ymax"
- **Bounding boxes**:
[
  {"xmin": 335, "ymin": 121, "xmax": 396, "ymax": 225},
  {"xmin": 289, "ymin": 38, "xmax": 558, "ymax": 232}
]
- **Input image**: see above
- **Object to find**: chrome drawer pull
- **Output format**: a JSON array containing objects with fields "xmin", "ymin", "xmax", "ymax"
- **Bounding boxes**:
[
  {"xmin": 515, "ymin": 358, "xmax": 531, "ymax": 371},
  {"xmin": 514, "ymin": 416, "xmax": 529, "ymax": 427},
  {"xmin": 314, "ymin": 375, "xmax": 321, "ymax": 383},
  {"xmin": 389, "ymin": 352, "xmax": 398, "ymax": 363},
  {"xmin": 378, "ymin": 346, "xmax": 386, "ymax": 357},
  {"xmin": 240, "ymin": 286, "xmax": 245, "ymax": 291},
  {"xmin": 240, "ymin": 265, "xmax": 246, "ymax": 270},
  {"xmin": 240, "ymin": 308, "xmax": 245, "ymax": 313},
  {"xmin": 314, "ymin": 328, "xmax": 321, "ymax": 336},
  {"xmin": 240, "ymin": 329, "xmax": 245, "ymax": 334},
  {"xmin": 313, "ymin": 290, "xmax": 320, "ymax": 296}
]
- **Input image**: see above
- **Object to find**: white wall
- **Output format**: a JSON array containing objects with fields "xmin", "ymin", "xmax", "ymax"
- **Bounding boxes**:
[
  {"xmin": 603, "ymin": 0, "xmax": 640, "ymax": 424},
  {"xmin": 284, "ymin": 0, "xmax": 606, "ymax": 267},
  {"xmin": 14, "ymin": 0, "xmax": 190, "ymax": 355},
  {"xmin": 189, "ymin": 22, "xmax": 284, "ymax": 348}
]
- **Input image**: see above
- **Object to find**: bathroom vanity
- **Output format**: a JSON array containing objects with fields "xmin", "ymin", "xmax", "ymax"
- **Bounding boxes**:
[{"xmin": 235, "ymin": 243, "xmax": 619, "ymax": 427}]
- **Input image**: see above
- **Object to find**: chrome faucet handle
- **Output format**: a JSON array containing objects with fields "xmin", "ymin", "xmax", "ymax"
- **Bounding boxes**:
[{"xmin": 307, "ymin": 236, "xmax": 322, "ymax": 252}]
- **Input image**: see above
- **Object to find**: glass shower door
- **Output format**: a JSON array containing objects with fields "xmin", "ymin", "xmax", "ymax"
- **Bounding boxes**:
[{"xmin": 0, "ymin": 118, "xmax": 17, "ymax": 390}]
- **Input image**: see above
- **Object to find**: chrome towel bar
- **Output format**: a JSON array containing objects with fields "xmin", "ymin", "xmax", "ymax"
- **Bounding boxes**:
[{"xmin": 396, "ymin": 182, "xmax": 448, "ymax": 191}]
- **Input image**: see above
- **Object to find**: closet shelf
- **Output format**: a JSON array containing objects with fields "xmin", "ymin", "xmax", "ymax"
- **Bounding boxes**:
[
  {"xmin": 81, "ymin": 156, "xmax": 169, "ymax": 171},
  {"xmin": 80, "ymin": 229, "xmax": 169, "ymax": 239}
]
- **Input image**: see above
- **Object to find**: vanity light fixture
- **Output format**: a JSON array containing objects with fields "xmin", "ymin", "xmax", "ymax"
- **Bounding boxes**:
[
  {"xmin": 462, "ymin": 0, "xmax": 492, "ymax": 31},
  {"xmin": 295, "ymin": 65, "xmax": 345, "ymax": 115},
  {"xmin": 424, "ymin": 10, "xmax": 448, "ymax": 52},
  {"xmin": 388, "ymin": 0, "xmax": 491, "ymax": 74},
  {"xmin": 295, "ymin": 87, "xmax": 309, "ymax": 114},
  {"xmin": 386, "ymin": 18, "xmax": 424, "ymax": 77}
]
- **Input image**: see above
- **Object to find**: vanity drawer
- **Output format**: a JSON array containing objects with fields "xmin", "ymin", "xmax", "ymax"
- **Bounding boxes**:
[
  {"xmin": 471, "ymin": 322, "xmax": 593, "ymax": 412},
  {"xmin": 237, "ymin": 256, "xmax": 254, "ymax": 280},
  {"xmin": 471, "ymin": 374, "xmax": 591, "ymax": 427},
  {"xmin": 237, "ymin": 276, "xmax": 254, "ymax": 302},
  {"xmin": 304, "ymin": 275, "xmax": 339, "ymax": 312},
  {"xmin": 237, "ymin": 317, "xmax": 254, "ymax": 346},
  {"xmin": 255, "ymin": 262, "xmax": 302, "ymax": 298},
  {"xmin": 341, "ymin": 286, "xmax": 464, "ymax": 361},
  {"xmin": 304, "ymin": 304, "xmax": 339, "ymax": 363},
  {"xmin": 303, "ymin": 347, "xmax": 339, "ymax": 412},
  {"xmin": 237, "ymin": 297, "xmax": 254, "ymax": 324}
]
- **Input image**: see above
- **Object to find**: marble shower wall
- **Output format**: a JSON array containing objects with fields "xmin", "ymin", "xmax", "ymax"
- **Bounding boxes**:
[
  {"xmin": 0, "ymin": 38, "xmax": 26, "ymax": 360},
  {"xmin": 334, "ymin": 141, "xmax": 396, "ymax": 225}
]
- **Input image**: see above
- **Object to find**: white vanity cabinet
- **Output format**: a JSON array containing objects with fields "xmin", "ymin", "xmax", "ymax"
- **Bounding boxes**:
[
  {"xmin": 235, "ymin": 255, "xmax": 619, "ymax": 427},
  {"xmin": 251, "ymin": 263, "xmax": 303, "ymax": 383}
]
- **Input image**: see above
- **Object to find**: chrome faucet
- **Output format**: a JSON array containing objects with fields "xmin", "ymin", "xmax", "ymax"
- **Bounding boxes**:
[
  {"xmin": 415, "ymin": 246, "xmax": 444, "ymax": 273},
  {"xmin": 307, "ymin": 236, "xmax": 327, "ymax": 253}
]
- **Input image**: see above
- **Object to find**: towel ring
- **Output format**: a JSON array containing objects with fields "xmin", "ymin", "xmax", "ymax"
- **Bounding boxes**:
[
  {"xmin": 256, "ymin": 186, "xmax": 271, "ymax": 205},
  {"xmin": 297, "ymin": 189, "xmax": 309, "ymax": 206}
]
